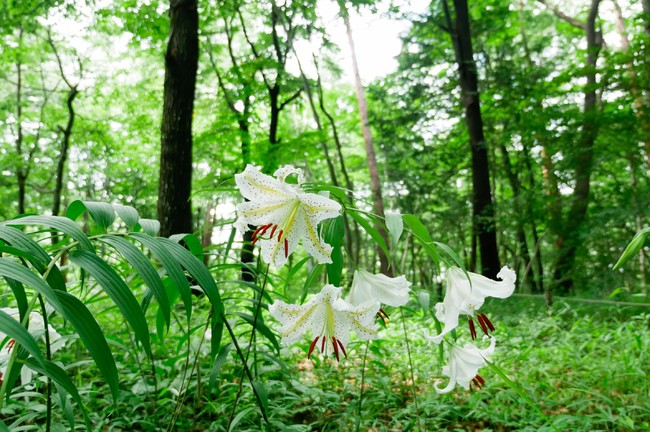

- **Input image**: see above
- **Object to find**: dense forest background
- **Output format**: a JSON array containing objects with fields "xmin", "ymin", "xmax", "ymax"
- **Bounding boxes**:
[
  {"xmin": 1, "ymin": 1, "xmax": 650, "ymax": 430},
  {"xmin": 2, "ymin": 0, "xmax": 648, "ymax": 302}
]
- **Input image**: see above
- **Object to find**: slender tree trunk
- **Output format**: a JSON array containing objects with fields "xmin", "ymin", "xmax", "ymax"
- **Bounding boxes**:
[
  {"xmin": 52, "ymin": 86, "xmax": 78, "ymax": 217},
  {"xmin": 552, "ymin": 0, "xmax": 601, "ymax": 294},
  {"xmin": 158, "ymin": 0, "xmax": 198, "ymax": 237},
  {"xmin": 338, "ymin": 2, "xmax": 391, "ymax": 275},
  {"xmin": 15, "ymin": 44, "xmax": 26, "ymax": 215},
  {"xmin": 643, "ymin": 0, "xmax": 650, "ymax": 172},
  {"xmin": 444, "ymin": 0, "xmax": 501, "ymax": 278}
]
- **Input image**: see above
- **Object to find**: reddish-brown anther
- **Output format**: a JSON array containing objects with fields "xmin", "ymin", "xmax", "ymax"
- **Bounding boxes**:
[
  {"xmin": 308, "ymin": 337, "xmax": 319, "ymax": 359},
  {"xmin": 468, "ymin": 317, "xmax": 477, "ymax": 340},
  {"xmin": 336, "ymin": 338, "xmax": 347, "ymax": 358},
  {"xmin": 476, "ymin": 313, "xmax": 489, "ymax": 335},
  {"xmin": 269, "ymin": 224, "xmax": 278, "ymax": 239},
  {"xmin": 332, "ymin": 336, "xmax": 340, "ymax": 361},
  {"xmin": 284, "ymin": 238, "xmax": 289, "ymax": 258},
  {"xmin": 481, "ymin": 313, "xmax": 495, "ymax": 332},
  {"xmin": 277, "ymin": 230, "xmax": 284, "ymax": 242}
]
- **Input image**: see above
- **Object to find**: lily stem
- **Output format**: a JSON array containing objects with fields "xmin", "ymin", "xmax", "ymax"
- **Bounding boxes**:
[
  {"xmin": 400, "ymin": 306, "xmax": 423, "ymax": 431},
  {"xmin": 355, "ymin": 340, "xmax": 370, "ymax": 432}
]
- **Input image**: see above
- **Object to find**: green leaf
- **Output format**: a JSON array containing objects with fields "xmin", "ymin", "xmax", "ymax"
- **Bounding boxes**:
[
  {"xmin": 301, "ymin": 264, "xmax": 324, "ymax": 303},
  {"xmin": 68, "ymin": 250, "xmax": 151, "ymax": 357},
  {"xmin": 434, "ymin": 241, "xmax": 466, "ymax": 271},
  {"xmin": 0, "ymin": 259, "xmax": 119, "ymax": 402},
  {"xmin": 23, "ymin": 358, "xmax": 92, "ymax": 431},
  {"xmin": 323, "ymin": 216, "xmax": 345, "ymax": 286},
  {"xmin": 157, "ymin": 237, "xmax": 223, "ymax": 317},
  {"xmin": 52, "ymin": 290, "xmax": 119, "ymax": 402},
  {"xmin": 233, "ymin": 312, "xmax": 280, "ymax": 352},
  {"xmin": 252, "ymin": 380, "xmax": 269, "ymax": 413},
  {"xmin": 208, "ymin": 342, "xmax": 231, "ymax": 393},
  {"xmin": 169, "ymin": 233, "xmax": 204, "ymax": 260},
  {"xmin": 284, "ymin": 257, "xmax": 311, "ymax": 293},
  {"xmin": 403, "ymin": 214, "xmax": 440, "ymax": 269},
  {"xmin": 137, "ymin": 219, "xmax": 161, "ymax": 236},
  {"xmin": 613, "ymin": 228, "xmax": 650, "ymax": 270},
  {"xmin": 0, "ymin": 226, "xmax": 66, "ymax": 292},
  {"xmin": 4, "ymin": 278, "xmax": 27, "ymax": 320},
  {"xmin": 0, "ymin": 309, "xmax": 45, "ymax": 366},
  {"xmin": 100, "ymin": 235, "xmax": 170, "ymax": 330},
  {"xmin": 66, "ymin": 200, "xmax": 116, "ymax": 229},
  {"xmin": 112, "ymin": 204, "xmax": 140, "ymax": 228},
  {"xmin": 348, "ymin": 210, "xmax": 390, "ymax": 260},
  {"xmin": 2, "ymin": 215, "xmax": 94, "ymax": 252},
  {"xmin": 130, "ymin": 233, "xmax": 192, "ymax": 322}
]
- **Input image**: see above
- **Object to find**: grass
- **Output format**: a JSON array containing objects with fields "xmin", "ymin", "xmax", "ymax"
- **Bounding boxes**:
[{"xmin": 2, "ymin": 294, "xmax": 649, "ymax": 431}]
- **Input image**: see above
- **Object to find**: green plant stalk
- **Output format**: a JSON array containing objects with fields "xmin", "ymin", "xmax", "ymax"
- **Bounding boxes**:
[
  {"xmin": 227, "ymin": 265, "xmax": 270, "ymax": 429},
  {"xmin": 400, "ymin": 306, "xmax": 423, "ymax": 431},
  {"xmin": 222, "ymin": 313, "xmax": 269, "ymax": 426},
  {"xmin": 355, "ymin": 340, "xmax": 370, "ymax": 432},
  {"xmin": 38, "ymin": 294, "xmax": 53, "ymax": 432},
  {"xmin": 0, "ymin": 239, "xmax": 80, "ymax": 410}
]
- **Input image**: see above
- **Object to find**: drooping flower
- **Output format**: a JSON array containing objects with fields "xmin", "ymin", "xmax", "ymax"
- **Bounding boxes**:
[
  {"xmin": 425, "ymin": 266, "xmax": 515, "ymax": 344},
  {"xmin": 384, "ymin": 209, "xmax": 404, "ymax": 246},
  {"xmin": 347, "ymin": 269, "xmax": 411, "ymax": 308},
  {"xmin": 268, "ymin": 284, "xmax": 379, "ymax": 361},
  {"xmin": 0, "ymin": 308, "xmax": 64, "ymax": 386},
  {"xmin": 234, "ymin": 164, "xmax": 342, "ymax": 268},
  {"xmin": 435, "ymin": 337, "xmax": 496, "ymax": 394}
]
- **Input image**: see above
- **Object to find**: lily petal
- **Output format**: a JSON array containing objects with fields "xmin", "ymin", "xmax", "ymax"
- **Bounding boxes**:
[
  {"xmin": 347, "ymin": 269, "xmax": 411, "ymax": 307},
  {"xmin": 426, "ymin": 267, "xmax": 515, "ymax": 344},
  {"xmin": 435, "ymin": 337, "xmax": 496, "ymax": 394}
]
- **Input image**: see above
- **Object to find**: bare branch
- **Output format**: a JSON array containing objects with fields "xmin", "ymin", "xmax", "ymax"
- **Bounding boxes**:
[{"xmin": 536, "ymin": 0, "xmax": 586, "ymax": 30}]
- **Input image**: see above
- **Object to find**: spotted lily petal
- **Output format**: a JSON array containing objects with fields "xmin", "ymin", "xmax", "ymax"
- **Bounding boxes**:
[
  {"xmin": 268, "ymin": 285, "xmax": 379, "ymax": 360},
  {"xmin": 234, "ymin": 164, "xmax": 342, "ymax": 268}
]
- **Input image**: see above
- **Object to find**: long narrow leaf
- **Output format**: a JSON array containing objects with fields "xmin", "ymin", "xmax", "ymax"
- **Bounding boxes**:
[
  {"xmin": 0, "ymin": 310, "xmax": 45, "ymax": 366},
  {"xmin": 66, "ymin": 200, "xmax": 116, "ymax": 229},
  {"xmin": 100, "ymin": 235, "xmax": 170, "ymax": 330},
  {"xmin": 347, "ymin": 210, "xmax": 390, "ymax": 260},
  {"xmin": 0, "ymin": 259, "xmax": 119, "ymax": 402},
  {"xmin": 2, "ymin": 216, "xmax": 94, "ymax": 252},
  {"xmin": 112, "ymin": 204, "xmax": 140, "ymax": 228},
  {"xmin": 24, "ymin": 358, "xmax": 92, "ymax": 431},
  {"xmin": 0, "ymin": 226, "xmax": 66, "ymax": 291},
  {"xmin": 52, "ymin": 290, "xmax": 119, "ymax": 402},
  {"xmin": 68, "ymin": 250, "xmax": 151, "ymax": 357},
  {"xmin": 130, "ymin": 233, "xmax": 192, "ymax": 322}
]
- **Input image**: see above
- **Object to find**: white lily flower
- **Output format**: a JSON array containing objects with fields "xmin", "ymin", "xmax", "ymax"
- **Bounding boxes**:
[
  {"xmin": 268, "ymin": 284, "xmax": 379, "ymax": 361},
  {"xmin": 425, "ymin": 266, "xmax": 515, "ymax": 344},
  {"xmin": 347, "ymin": 269, "xmax": 411, "ymax": 308},
  {"xmin": 0, "ymin": 308, "xmax": 64, "ymax": 386},
  {"xmin": 435, "ymin": 337, "xmax": 496, "ymax": 394},
  {"xmin": 234, "ymin": 164, "xmax": 342, "ymax": 268}
]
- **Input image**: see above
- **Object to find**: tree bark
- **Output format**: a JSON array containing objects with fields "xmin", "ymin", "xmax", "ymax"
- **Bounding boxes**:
[
  {"xmin": 444, "ymin": 0, "xmax": 501, "ymax": 278},
  {"xmin": 158, "ymin": 0, "xmax": 198, "ymax": 237},
  {"xmin": 551, "ymin": 0, "xmax": 601, "ymax": 294},
  {"xmin": 338, "ymin": 2, "xmax": 391, "ymax": 275}
]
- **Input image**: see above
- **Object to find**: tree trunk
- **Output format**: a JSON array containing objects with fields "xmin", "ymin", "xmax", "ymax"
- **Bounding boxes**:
[
  {"xmin": 552, "ymin": 0, "xmax": 601, "ymax": 294},
  {"xmin": 14, "ymin": 45, "xmax": 26, "ymax": 215},
  {"xmin": 52, "ymin": 86, "xmax": 77, "ymax": 217},
  {"xmin": 445, "ymin": 0, "xmax": 501, "ymax": 278},
  {"xmin": 643, "ymin": 0, "xmax": 650, "ymax": 172},
  {"xmin": 338, "ymin": 2, "xmax": 391, "ymax": 275},
  {"xmin": 158, "ymin": 0, "xmax": 198, "ymax": 237}
]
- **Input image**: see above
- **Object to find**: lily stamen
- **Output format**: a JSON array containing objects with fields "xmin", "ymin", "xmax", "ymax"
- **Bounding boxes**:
[
  {"xmin": 332, "ymin": 336, "xmax": 340, "ymax": 361},
  {"xmin": 308, "ymin": 337, "xmax": 320, "ymax": 359},
  {"xmin": 476, "ymin": 313, "xmax": 489, "ymax": 335},
  {"xmin": 481, "ymin": 313, "xmax": 495, "ymax": 332},
  {"xmin": 468, "ymin": 317, "xmax": 477, "ymax": 340}
]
